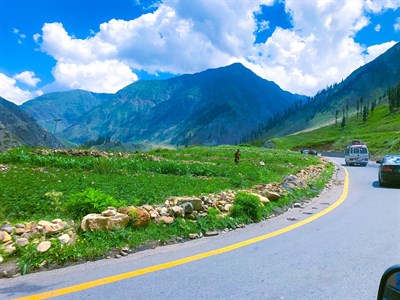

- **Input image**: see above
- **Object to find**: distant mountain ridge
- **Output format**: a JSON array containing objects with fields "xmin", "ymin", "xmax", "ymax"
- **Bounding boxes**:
[
  {"xmin": 0, "ymin": 97, "xmax": 63, "ymax": 151},
  {"xmin": 261, "ymin": 42, "xmax": 400, "ymax": 138},
  {"xmin": 21, "ymin": 90, "xmax": 113, "ymax": 133},
  {"xmin": 21, "ymin": 63, "xmax": 305, "ymax": 146}
]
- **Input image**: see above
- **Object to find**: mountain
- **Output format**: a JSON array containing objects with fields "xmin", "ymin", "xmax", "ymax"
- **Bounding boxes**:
[
  {"xmin": 20, "ymin": 90, "xmax": 113, "ymax": 133},
  {"xmin": 23, "ymin": 63, "xmax": 305, "ymax": 146},
  {"xmin": 0, "ymin": 97, "xmax": 64, "ymax": 151},
  {"xmin": 261, "ymin": 42, "xmax": 400, "ymax": 138}
]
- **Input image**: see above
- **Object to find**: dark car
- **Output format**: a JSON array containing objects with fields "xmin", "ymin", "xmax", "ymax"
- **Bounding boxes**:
[
  {"xmin": 308, "ymin": 150, "xmax": 318, "ymax": 156},
  {"xmin": 377, "ymin": 154, "xmax": 400, "ymax": 187}
]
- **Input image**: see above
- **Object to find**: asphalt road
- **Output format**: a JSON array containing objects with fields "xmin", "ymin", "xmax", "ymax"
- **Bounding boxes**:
[{"xmin": 1, "ymin": 158, "xmax": 400, "ymax": 300}]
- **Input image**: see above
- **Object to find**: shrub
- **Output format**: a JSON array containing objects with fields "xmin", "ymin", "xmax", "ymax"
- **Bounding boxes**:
[
  {"xmin": 63, "ymin": 188, "xmax": 127, "ymax": 220},
  {"xmin": 230, "ymin": 192, "xmax": 264, "ymax": 223}
]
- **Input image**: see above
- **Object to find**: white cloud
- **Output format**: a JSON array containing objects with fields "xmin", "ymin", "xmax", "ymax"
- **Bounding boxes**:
[
  {"xmin": 364, "ymin": 41, "xmax": 398, "ymax": 62},
  {"xmin": 395, "ymin": 17, "xmax": 400, "ymax": 31},
  {"xmin": 13, "ymin": 27, "xmax": 27, "ymax": 44},
  {"xmin": 0, "ymin": 73, "xmax": 43, "ymax": 105},
  {"xmin": 50, "ymin": 60, "xmax": 138, "ymax": 93},
  {"xmin": 33, "ymin": 33, "xmax": 41, "ymax": 43},
  {"xmin": 364, "ymin": 0, "xmax": 400, "ymax": 12},
  {"xmin": 34, "ymin": 0, "xmax": 400, "ymax": 97},
  {"xmin": 14, "ymin": 71, "xmax": 41, "ymax": 87},
  {"xmin": 257, "ymin": 20, "xmax": 270, "ymax": 32},
  {"xmin": 375, "ymin": 24, "xmax": 381, "ymax": 32}
]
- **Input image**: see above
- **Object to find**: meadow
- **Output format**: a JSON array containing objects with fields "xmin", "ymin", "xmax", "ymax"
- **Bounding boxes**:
[
  {"xmin": 0, "ymin": 145, "xmax": 333, "ymax": 273},
  {"xmin": 272, "ymin": 105, "xmax": 400, "ymax": 156}
]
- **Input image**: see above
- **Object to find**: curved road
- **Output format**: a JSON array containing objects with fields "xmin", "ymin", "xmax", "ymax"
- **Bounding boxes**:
[{"xmin": 1, "ymin": 158, "xmax": 400, "ymax": 299}]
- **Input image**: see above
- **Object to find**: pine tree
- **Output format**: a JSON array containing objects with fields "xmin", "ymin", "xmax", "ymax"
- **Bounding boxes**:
[
  {"xmin": 370, "ymin": 100, "xmax": 376, "ymax": 114},
  {"xmin": 335, "ymin": 110, "xmax": 339, "ymax": 126},
  {"xmin": 362, "ymin": 106, "xmax": 368, "ymax": 123}
]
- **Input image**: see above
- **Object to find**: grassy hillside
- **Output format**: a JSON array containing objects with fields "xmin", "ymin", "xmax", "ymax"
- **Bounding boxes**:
[{"xmin": 272, "ymin": 105, "xmax": 400, "ymax": 155}]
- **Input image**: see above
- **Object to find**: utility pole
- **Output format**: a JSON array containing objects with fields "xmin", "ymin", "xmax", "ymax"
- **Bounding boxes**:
[{"xmin": 53, "ymin": 118, "xmax": 62, "ymax": 134}]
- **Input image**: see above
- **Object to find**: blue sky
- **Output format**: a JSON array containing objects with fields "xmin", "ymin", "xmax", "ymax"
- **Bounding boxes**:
[{"xmin": 0, "ymin": 0, "xmax": 399, "ymax": 105}]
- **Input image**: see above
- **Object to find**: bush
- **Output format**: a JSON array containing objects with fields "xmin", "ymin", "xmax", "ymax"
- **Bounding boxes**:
[
  {"xmin": 63, "ymin": 188, "xmax": 127, "ymax": 220},
  {"xmin": 230, "ymin": 192, "xmax": 264, "ymax": 223}
]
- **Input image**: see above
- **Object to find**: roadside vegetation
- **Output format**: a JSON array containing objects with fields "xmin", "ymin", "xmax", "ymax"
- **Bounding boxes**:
[
  {"xmin": 271, "ymin": 105, "xmax": 400, "ymax": 156},
  {"xmin": 0, "ymin": 146, "xmax": 333, "ymax": 274}
]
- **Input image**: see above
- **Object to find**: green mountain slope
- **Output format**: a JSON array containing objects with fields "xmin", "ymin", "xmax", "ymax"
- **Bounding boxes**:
[
  {"xmin": 260, "ymin": 42, "xmax": 400, "ymax": 138},
  {"xmin": 0, "ymin": 97, "xmax": 64, "ymax": 151},
  {"xmin": 20, "ymin": 90, "xmax": 112, "ymax": 133},
  {"xmin": 272, "ymin": 105, "xmax": 400, "ymax": 155},
  {"xmin": 59, "ymin": 63, "xmax": 304, "ymax": 145}
]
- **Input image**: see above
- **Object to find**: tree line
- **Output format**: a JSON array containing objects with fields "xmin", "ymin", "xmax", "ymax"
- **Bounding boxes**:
[{"xmin": 387, "ymin": 81, "xmax": 400, "ymax": 113}]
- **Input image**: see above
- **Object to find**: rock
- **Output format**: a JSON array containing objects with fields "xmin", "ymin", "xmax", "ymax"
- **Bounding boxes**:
[
  {"xmin": 181, "ymin": 202, "xmax": 194, "ymax": 214},
  {"xmin": 1, "ymin": 224, "xmax": 13, "ymax": 234},
  {"xmin": 118, "ymin": 206, "xmax": 151, "ymax": 228},
  {"xmin": 160, "ymin": 207, "xmax": 169, "ymax": 216},
  {"xmin": 150, "ymin": 211, "xmax": 159, "ymax": 219},
  {"xmin": 169, "ymin": 206, "xmax": 184, "ymax": 217},
  {"xmin": 158, "ymin": 216, "xmax": 174, "ymax": 224},
  {"xmin": 121, "ymin": 246, "xmax": 131, "ymax": 253},
  {"xmin": 249, "ymin": 193, "xmax": 270, "ymax": 205},
  {"xmin": 58, "ymin": 234, "xmax": 71, "ymax": 245},
  {"xmin": 37, "ymin": 241, "xmax": 51, "ymax": 253},
  {"xmin": 15, "ymin": 223, "xmax": 25, "ymax": 229},
  {"xmin": 0, "ymin": 231, "xmax": 12, "ymax": 243},
  {"xmin": 189, "ymin": 233, "xmax": 199, "ymax": 239},
  {"xmin": 141, "ymin": 205, "xmax": 153, "ymax": 212},
  {"xmin": 168, "ymin": 196, "xmax": 203, "ymax": 211},
  {"xmin": 38, "ymin": 260, "xmax": 48, "ymax": 270},
  {"xmin": 259, "ymin": 161, "xmax": 265, "ymax": 166},
  {"xmin": 0, "ymin": 259, "xmax": 19, "ymax": 279},
  {"xmin": 67, "ymin": 233, "xmax": 77, "ymax": 246},
  {"xmin": 282, "ymin": 175, "xmax": 307, "ymax": 190},
  {"xmin": 4, "ymin": 242, "xmax": 16, "ymax": 254},
  {"xmin": 24, "ymin": 221, "xmax": 38, "ymax": 232},
  {"xmin": 204, "ymin": 231, "xmax": 219, "ymax": 237},
  {"xmin": 80, "ymin": 213, "xmax": 130, "ymax": 231},
  {"xmin": 201, "ymin": 196, "xmax": 212, "ymax": 204},
  {"xmin": 15, "ymin": 238, "xmax": 29, "ymax": 247},
  {"xmin": 51, "ymin": 218, "xmax": 63, "ymax": 224},
  {"xmin": 264, "ymin": 190, "xmax": 281, "ymax": 201},
  {"xmin": 38, "ymin": 220, "xmax": 64, "ymax": 235},
  {"xmin": 186, "ymin": 214, "xmax": 197, "ymax": 220},
  {"xmin": 224, "ymin": 204, "xmax": 233, "ymax": 211},
  {"xmin": 263, "ymin": 140, "xmax": 276, "ymax": 149},
  {"xmin": 14, "ymin": 228, "xmax": 26, "ymax": 235},
  {"xmin": 102, "ymin": 208, "xmax": 117, "ymax": 217},
  {"xmin": 0, "ymin": 164, "xmax": 10, "ymax": 172}
]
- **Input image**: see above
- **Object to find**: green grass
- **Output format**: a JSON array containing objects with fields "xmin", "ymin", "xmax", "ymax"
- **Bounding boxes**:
[
  {"xmin": 0, "ymin": 145, "xmax": 333, "ymax": 274},
  {"xmin": 0, "ymin": 146, "xmax": 320, "ymax": 222},
  {"xmin": 272, "ymin": 105, "xmax": 400, "ymax": 155}
]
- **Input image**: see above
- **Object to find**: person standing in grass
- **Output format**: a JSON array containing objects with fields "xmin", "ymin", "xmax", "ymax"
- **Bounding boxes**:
[{"xmin": 234, "ymin": 149, "xmax": 241, "ymax": 164}]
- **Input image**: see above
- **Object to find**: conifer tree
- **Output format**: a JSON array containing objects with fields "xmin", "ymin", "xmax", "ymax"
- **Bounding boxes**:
[{"xmin": 362, "ymin": 106, "xmax": 368, "ymax": 123}]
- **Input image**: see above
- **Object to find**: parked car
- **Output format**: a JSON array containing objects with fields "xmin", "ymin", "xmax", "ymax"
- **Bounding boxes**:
[
  {"xmin": 301, "ymin": 150, "xmax": 309, "ymax": 155},
  {"xmin": 377, "ymin": 154, "xmax": 400, "ymax": 187},
  {"xmin": 308, "ymin": 150, "xmax": 318, "ymax": 156},
  {"xmin": 345, "ymin": 140, "xmax": 369, "ymax": 166}
]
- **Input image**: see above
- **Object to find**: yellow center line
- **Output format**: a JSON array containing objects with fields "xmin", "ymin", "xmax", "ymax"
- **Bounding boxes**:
[{"xmin": 16, "ymin": 167, "xmax": 349, "ymax": 300}]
